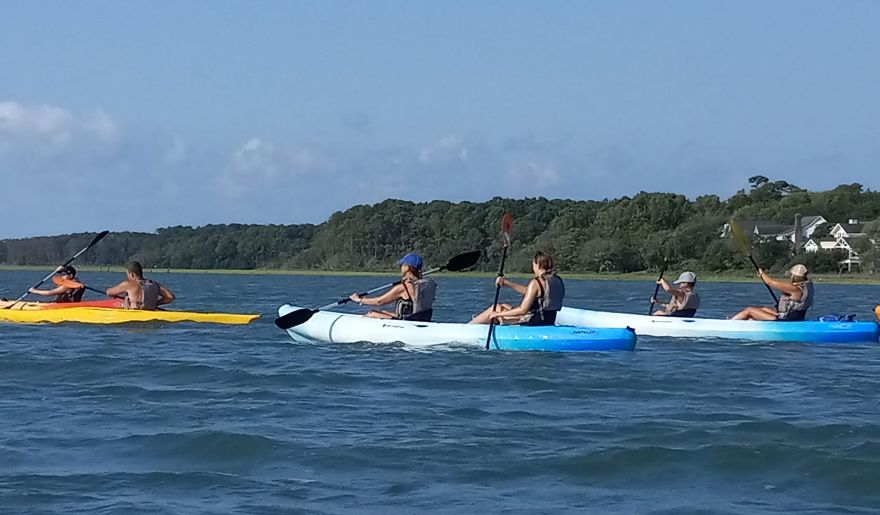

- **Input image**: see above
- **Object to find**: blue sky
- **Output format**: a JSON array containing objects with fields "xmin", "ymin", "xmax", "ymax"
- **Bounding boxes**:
[{"xmin": 1, "ymin": 1, "xmax": 878, "ymax": 237}]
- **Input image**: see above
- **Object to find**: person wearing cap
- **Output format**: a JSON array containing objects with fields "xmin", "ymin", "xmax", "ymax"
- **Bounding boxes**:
[
  {"xmin": 731, "ymin": 264, "xmax": 814, "ymax": 321},
  {"xmin": 27, "ymin": 265, "xmax": 85, "ymax": 303},
  {"xmin": 349, "ymin": 252, "xmax": 437, "ymax": 322},
  {"xmin": 651, "ymin": 271, "xmax": 700, "ymax": 317},
  {"xmin": 469, "ymin": 251, "xmax": 565, "ymax": 326}
]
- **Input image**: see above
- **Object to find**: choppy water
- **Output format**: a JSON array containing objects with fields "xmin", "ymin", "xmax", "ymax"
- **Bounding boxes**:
[{"xmin": 1, "ymin": 270, "xmax": 879, "ymax": 513}]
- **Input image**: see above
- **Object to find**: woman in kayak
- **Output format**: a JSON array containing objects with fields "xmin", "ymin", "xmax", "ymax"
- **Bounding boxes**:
[
  {"xmin": 651, "ymin": 271, "xmax": 700, "ymax": 317},
  {"xmin": 349, "ymin": 252, "xmax": 437, "ymax": 322},
  {"xmin": 469, "ymin": 251, "xmax": 565, "ymax": 326},
  {"xmin": 27, "ymin": 265, "xmax": 85, "ymax": 303},
  {"xmin": 106, "ymin": 261, "xmax": 175, "ymax": 310},
  {"xmin": 731, "ymin": 264, "xmax": 814, "ymax": 321}
]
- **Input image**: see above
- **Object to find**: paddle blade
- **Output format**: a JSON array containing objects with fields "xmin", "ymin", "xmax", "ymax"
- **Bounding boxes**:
[
  {"xmin": 444, "ymin": 250, "xmax": 481, "ymax": 272},
  {"xmin": 88, "ymin": 230, "xmax": 110, "ymax": 249},
  {"xmin": 501, "ymin": 212, "xmax": 513, "ymax": 247},
  {"xmin": 729, "ymin": 220, "xmax": 752, "ymax": 256},
  {"xmin": 274, "ymin": 308, "xmax": 317, "ymax": 329}
]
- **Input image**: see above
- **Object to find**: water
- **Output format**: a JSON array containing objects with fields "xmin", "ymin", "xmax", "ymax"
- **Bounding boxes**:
[{"xmin": 1, "ymin": 270, "xmax": 879, "ymax": 513}]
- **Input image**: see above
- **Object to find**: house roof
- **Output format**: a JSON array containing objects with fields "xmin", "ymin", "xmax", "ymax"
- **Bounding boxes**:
[{"xmin": 835, "ymin": 223, "xmax": 865, "ymax": 234}]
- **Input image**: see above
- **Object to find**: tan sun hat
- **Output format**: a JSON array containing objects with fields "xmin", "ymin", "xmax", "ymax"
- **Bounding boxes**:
[{"xmin": 789, "ymin": 264, "xmax": 808, "ymax": 276}]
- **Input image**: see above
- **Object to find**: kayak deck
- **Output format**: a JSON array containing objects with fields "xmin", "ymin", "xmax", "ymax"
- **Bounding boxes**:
[
  {"xmin": 0, "ymin": 298, "xmax": 124, "ymax": 310},
  {"xmin": 556, "ymin": 307, "xmax": 880, "ymax": 344},
  {"xmin": 278, "ymin": 304, "xmax": 636, "ymax": 351},
  {"xmin": 0, "ymin": 307, "xmax": 260, "ymax": 325}
]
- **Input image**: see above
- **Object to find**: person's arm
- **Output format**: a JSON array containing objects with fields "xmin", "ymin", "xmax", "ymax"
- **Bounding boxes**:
[
  {"xmin": 497, "ymin": 276, "xmax": 528, "ymax": 296},
  {"xmin": 157, "ymin": 284, "xmax": 175, "ymax": 306},
  {"xmin": 492, "ymin": 280, "xmax": 540, "ymax": 319},
  {"xmin": 350, "ymin": 284, "xmax": 406, "ymax": 307},
  {"xmin": 758, "ymin": 270, "xmax": 803, "ymax": 298},
  {"xmin": 28, "ymin": 285, "xmax": 69, "ymax": 297},
  {"xmin": 657, "ymin": 278, "xmax": 673, "ymax": 293},
  {"xmin": 106, "ymin": 281, "xmax": 129, "ymax": 298}
]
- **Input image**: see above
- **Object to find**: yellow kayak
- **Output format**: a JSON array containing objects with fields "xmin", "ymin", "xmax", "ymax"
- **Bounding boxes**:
[{"xmin": 0, "ymin": 307, "xmax": 260, "ymax": 325}]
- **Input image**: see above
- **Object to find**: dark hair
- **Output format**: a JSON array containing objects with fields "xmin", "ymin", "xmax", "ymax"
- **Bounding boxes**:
[
  {"xmin": 126, "ymin": 261, "xmax": 145, "ymax": 279},
  {"xmin": 533, "ymin": 251, "xmax": 554, "ymax": 272},
  {"xmin": 59, "ymin": 265, "xmax": 76, "ymax": 277},
  {"xmin": 402, "ymin": 264, "xmax": 422, "ymax": 279}
]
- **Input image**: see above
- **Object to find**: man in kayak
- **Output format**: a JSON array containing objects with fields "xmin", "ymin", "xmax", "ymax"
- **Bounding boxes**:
[
  {"xmin": 469, "ymin": 251, "xmax": 564, "ymax": 326},
  {"xmin": 651, "ymin": 271, "xmax": 700, "ymax": 317},
  {"xmin": 27, "ymin": 265, "xmax": 85, "ymax": 303},
  {"xmin": 731, "ymin": 264, "xmax": 813, "ymax": 321},
  {"xmin": 349, "ymin": 252, "xmax": 437, "ymax": 321},
  {"xmin": 106, "ymin": 261, "xmax": 175, "ymax": 310}
]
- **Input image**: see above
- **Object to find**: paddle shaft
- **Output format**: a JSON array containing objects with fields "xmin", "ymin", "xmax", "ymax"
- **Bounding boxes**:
[
  {"xmin": 4, "ymin": 231, "xmax": 109, "ymax": 309},
  {"xmin": 318, "ymin": 264, "xmax": 446, "ymax": 311},
  {"xmin": 748, "ymin": 255, "xmax": 780, "ymax": 305},
  {"xmin": 485, "ymin": 246, "xmax": 509, "ymax": 350},
  {"xmin": 648, "ymin": 261, "xmax": 669, "ymax": 315}
]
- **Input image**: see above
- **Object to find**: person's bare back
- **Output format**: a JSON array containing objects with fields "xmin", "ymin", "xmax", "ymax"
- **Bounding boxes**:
[{"xmin": 106, "ymin": 262, "xmax": 174, "ymax": 310}]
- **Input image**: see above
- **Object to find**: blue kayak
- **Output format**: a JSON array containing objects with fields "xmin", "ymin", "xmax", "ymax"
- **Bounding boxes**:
[{"xmin": 557, "ymin": 308, "xmax": 880, "ymax": 344}]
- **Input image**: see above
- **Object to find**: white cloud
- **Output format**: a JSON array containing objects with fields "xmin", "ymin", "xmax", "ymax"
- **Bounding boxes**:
[
  {"xmin": 231, "ymin": 137, "xmax": 277, "ymax": 178},
  {"xmin": 0, "ymin": 101, "xmax": 120, "ymax": 161}
]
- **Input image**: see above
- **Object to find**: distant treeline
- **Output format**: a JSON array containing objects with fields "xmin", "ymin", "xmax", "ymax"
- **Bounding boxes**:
[{"xmin": 2, "ymin": 178, "xmax": 880, "ymax": 274}]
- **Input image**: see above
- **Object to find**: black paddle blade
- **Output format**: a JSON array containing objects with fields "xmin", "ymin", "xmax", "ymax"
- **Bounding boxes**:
[
  {"xmin": 90, "ymin": 230, "xmax": 110, "ymax": 248},
  {"xmin": 445, "ymin": 250, "xmax": 481, "ymax": 272},
  {"xmin": 274, "ymin": 308, "xmax": 318, "ymax": 329}
]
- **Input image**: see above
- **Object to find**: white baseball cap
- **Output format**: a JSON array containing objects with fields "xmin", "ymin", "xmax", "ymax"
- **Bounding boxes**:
[
  {"xmin": 789, "ymin": 264, "xmax": 808, "ymax": 276},
  {"xmin": 673, "ymin": 271, "xmax": 697, "ymax": 284}
]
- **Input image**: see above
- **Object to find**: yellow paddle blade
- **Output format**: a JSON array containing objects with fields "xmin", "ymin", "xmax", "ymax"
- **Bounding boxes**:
[{"xmin": 729, "ymin": 219, "xmax": 752, "ymax": 256}]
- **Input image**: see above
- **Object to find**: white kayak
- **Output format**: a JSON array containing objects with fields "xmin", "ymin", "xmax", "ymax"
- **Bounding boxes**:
[
  {"xmin": 556, "ymin": 307, "xmax": 880, "ymax": 344},
  {"xmin": 277, "ymin": 305, "xmax": 637, "ymax": 351}
]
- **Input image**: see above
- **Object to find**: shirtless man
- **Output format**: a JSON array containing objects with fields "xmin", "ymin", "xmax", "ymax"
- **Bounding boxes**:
[{"xmin": 106, "ymin": 261, "xmax": 175, "ymax": 310}]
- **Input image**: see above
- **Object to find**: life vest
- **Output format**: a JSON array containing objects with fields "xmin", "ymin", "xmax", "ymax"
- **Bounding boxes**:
[
  {"xmin": 393, "ymin": 278, "xmax": 437, "ymax": 322},
  {"xmin": 521, "ymin": 274, "xmax": 565, "ymax": 326},
  {"xmin": 777, "ymin": 280, "xmax": 814, "ymax": 321},
  {"xmin": 55, "ymin": 286, "xmax": 84, "ymax": 303},
  {"xmin": 125, "ymin": 279, "xmax": 162, "ymax": 310},
  {"xmin": 667, "ymin": 289, "xmax": 700, "ymax": 317}
]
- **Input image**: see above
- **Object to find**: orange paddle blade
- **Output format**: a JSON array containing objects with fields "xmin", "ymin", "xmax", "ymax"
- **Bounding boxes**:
[{"xmin": 501, "ymin": 212, "xmax": 513, "ymax": 247}]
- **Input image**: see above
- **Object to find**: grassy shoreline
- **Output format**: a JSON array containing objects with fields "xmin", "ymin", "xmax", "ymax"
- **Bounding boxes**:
[{"xmin": 2, "ymin": 265, "xmax": 879, "ymax": 285}]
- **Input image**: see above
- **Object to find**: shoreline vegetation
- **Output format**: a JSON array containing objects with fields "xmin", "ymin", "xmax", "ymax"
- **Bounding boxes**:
[
  {"xmin": 2, "ymin": 264, "xmax": 880, "ymax": 285},
  {"xmin": 2, "ymin": 178, "xmax": 879, "ymax": 279}
]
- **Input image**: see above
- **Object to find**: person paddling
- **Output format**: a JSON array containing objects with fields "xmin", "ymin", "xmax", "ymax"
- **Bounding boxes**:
[
  {"xmin": 27, "ymin": 265, "xmax": 85, "ymax": 303},
  {"xmin": 106, "ymin": 261, "xmax": 175, "ymax": 310},
  {"xmin": 731, "ymin": 264, "xmax": 813, "ymax": 321},
  {"xmin": 469, "ymin": 251, "xmax": 564, "ymax": 326},
  {"xmin": 349, "ymin": 253, "xmax": 437, "ymax": 321},
  {"xmin": 651, "ymin": 271, "xmax": 700, "ymax": 317}
]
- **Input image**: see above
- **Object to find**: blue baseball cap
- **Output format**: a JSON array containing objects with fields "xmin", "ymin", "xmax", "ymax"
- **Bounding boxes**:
[{"xmin": 396, "ymin": 252, "xmax": 423, "ymax": 269}]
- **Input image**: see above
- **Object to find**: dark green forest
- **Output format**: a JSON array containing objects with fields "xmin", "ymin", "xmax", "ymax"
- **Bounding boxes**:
[{"xmin": 2, "ymin": 178, "xmax": 879, "ymax": 274}]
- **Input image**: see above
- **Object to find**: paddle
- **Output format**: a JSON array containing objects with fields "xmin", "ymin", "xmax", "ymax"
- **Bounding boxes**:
[
  {"xmin": 486, "ymin": 213, "xmax": 513, "ymax": 350},
  {"xmin": 274, "ymin": 250, "xmax": 482, "ymax": 329},
  {"xmin": 3, "ymin": 231, "xmax": 109, "ymax": 309},
  {"xmin": 648, "ymin": 258, "xmax": 669, "ymax": 315},
  {"xmin": 729, "ymin": 220, "xmax": 779, "ymax": 304},
  {"xmin": 53, "ymin": 277, "xmax": 124, "ymax": 299}
]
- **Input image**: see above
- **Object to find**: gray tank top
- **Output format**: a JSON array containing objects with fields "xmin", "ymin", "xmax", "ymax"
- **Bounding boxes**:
[
  {"xmin": 777, "ymin": 281, "xmax": 813, "ymax": 320},
  {"xmin": 668, "ymin": 289, "xmax": 700, "ymax": 314}
]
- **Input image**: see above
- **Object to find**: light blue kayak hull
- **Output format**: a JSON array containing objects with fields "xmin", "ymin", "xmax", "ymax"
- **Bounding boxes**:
[
  {"xmin": 557, "ymin": 308, "xmax": 880, "ymax": 344},
  {"xmin": 278, "ymin": 305, "xmax": 637, "ymax": 351}
]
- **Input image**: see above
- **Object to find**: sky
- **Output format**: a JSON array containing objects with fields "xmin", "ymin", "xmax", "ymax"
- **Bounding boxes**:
[{"xmin": 1, "ymin": 1, "xmax": 878, "ymax": 238}]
